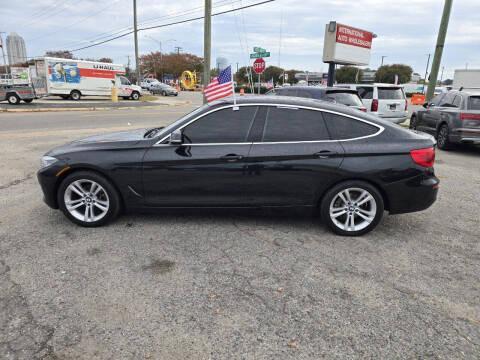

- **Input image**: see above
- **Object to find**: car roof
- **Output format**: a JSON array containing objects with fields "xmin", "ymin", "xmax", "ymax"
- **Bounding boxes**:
[
  {"xmin": 276, "ymin": 86, "xmax": 357, "ymax": 93},
  {"xmin": 208, "ymin": 95, "xmax": 389, "ymax": 124}
]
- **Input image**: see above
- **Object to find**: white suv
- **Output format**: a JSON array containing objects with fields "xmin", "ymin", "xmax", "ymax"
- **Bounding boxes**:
[{"xmin": 336, "ymin": 84, "xmax": 408, "ymax": 124}]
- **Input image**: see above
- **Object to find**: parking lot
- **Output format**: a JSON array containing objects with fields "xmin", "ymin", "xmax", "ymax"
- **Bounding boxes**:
[{"xmin": 0, "ymin": 103, "xmax": 479, "ymax": 359}]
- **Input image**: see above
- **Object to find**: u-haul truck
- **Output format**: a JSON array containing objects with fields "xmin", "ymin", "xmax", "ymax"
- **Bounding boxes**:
[{"xmin": 32, "ymin": 57, "xmax": 142, "ymax": 100}]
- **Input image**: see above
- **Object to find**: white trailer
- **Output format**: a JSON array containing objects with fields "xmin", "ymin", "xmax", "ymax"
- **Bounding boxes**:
[
  {"xmin": 453, "ymin": 69, "xmax": 480, "ymax": 90},
  {"xmin": 33, "ymin": 57, "xmax": 142, "ymax": 100}
]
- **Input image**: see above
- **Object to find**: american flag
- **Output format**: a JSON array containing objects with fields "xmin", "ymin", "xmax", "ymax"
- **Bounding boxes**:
[{"xmin": 204, "ymin": 65, "xmax": 233, "ymax": 102}]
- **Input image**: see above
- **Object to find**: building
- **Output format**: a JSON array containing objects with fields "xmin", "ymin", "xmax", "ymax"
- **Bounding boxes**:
[{"xmin": 6, "ymin": 32, "xmax": 27, "ymax": 65}]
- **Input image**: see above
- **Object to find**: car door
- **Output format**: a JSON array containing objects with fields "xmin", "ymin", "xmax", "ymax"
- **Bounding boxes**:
[
  {"xmin": 417, "ymin": 93, "xmax": 445, "ymax": 132},
  {"xmin": 425, "ymin": 92, "xmax": 457, "ymax": 133},
  {"xmin": 245, "ymin": 105, "xmax": 344, "ymax": 206},
  {"xmin": 142, "ymin": 105, "xmax": 258, "ymax": 207}
]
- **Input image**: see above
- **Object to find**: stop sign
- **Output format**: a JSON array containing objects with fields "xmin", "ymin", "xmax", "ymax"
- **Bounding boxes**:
[{"xmin": 253, "ymin": 58, "xmax": 266, "ymax": 74}]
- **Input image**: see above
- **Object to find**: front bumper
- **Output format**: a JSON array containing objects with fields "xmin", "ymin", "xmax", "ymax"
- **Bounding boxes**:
[{"xmin": 37, "ymin": 163, "xmax": 68, "ymax": 209}]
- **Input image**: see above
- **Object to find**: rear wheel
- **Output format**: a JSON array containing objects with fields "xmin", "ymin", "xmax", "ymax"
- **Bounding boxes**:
[
  {"xmin": 320, "ymin": 181, "xmax": 384, "ymax": 236},
  {"xmin": 437, "ymin": 124, "xmax": 452, "ymax": 150},
  {"xmin": 70, "ymin": 90, "xmax": 81, "ymax": 101},
  {"xmin": 58, "ymin": 171, "xmax": 121, "ymax": 227},
  {"xmin": 131, "ymin": 91, "xmax": 140, "ymax": 100},
  {"xmin": 7, "ymin": 94, "xmax": 20, "ymax": 105}
]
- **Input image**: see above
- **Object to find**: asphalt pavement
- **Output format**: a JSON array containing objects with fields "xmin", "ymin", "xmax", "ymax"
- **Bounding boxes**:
[{"xmin": 0, "ymin": 103, "xmax": 479, "ymax": 359}]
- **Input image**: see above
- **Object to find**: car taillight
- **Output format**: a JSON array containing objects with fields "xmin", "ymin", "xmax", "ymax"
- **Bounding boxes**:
[
  {"xmin": 371, "ymin": 99, "xmax": 378, "ymax": 112},
  {"xmin": 410, "ymin": 147, "xmax": 435, "ymax": 168},
  {"xmin": 460, "ymin": 113, "xmax": 480, "ymax": 121},
  {"xmin": 405, "ymin": 99, "xmax": 408, "ymax": 111}
]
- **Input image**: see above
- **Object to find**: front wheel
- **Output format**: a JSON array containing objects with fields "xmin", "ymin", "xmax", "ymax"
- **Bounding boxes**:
[
  {"xmin": 58, "ymin": 171, "xmax": 121, "ymax": 227},
  {"xmin": 131, "ymin": 91, "xmax": 140, "ymax": 100},
  {"xmin": 70, "ymin": 90, "xmax": 81, "ymax": 101},
  {"xmin": 320, "ymin": 181, "xmax": 384, "ymax": 236},
  {"xmin": 409, "ymin": 115, "xmax": 418, "ymax": 130}
]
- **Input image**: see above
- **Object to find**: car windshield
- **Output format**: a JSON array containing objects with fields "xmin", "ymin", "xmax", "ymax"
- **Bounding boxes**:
[
  {"xmin": 468, "ymin": 96, "xmax": 480, "ymax": 110},
  {"xmin": 378, "ymin": 87, "xmax": 404, "ymax": 99},
  {"xmin": 324, "ymin": 91, "xmax": 363, "ymax": 106}
]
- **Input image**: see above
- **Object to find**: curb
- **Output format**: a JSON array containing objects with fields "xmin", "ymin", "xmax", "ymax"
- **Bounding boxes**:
[{"xmin": 0, "ymin": 101, "xmax": 191, "ymax": 113}]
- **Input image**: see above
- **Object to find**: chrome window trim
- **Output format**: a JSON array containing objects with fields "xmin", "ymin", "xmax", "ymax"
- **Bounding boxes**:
[{"xmin": 154, "ymin": 103, "xmax": 385, "ymax": 146}]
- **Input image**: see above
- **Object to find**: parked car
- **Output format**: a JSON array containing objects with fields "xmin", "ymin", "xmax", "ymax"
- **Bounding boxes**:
[
  {"xmin": 0, "ymin": 84, "xmax": 36, "ymax": 104},
  {"xmin": 336, "ymin": 84, "xmax": 408, "ymax": 124},
  {"xmin": 37, "ymin": 96, "xmax": 438, "ymax": 236},
  {"xmin": 267, "ymin": 86, "xmax": 366, "ymax": 111},
  {"xmin": 410, "ymin": 89, "xmax": 480, "ymax": 150},
  {"xmin": 150, "ymin": 83, "xmax": 178, "ymax": 96}
]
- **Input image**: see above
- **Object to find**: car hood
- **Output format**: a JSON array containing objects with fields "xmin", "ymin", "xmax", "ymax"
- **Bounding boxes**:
[{"xmin": 46, "ymin": 128, "xmax": 149, "ymax": 157}]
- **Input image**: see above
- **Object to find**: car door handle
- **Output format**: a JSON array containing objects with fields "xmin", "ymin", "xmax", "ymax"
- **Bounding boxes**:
[
  {"xmin": 314, "ymin": 150, "xmax": 337, "ymax": 159},
  {"xmin": 221, "ymin": 154, "xmax": 244, "ymax": 162}
]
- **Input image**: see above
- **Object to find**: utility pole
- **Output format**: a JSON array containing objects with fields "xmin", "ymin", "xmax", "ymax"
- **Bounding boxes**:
[
  {"xmin": 423, "ymin": 54, "xmax": 431, "ymax": 94},
  {"xmin": 203, "ymin": 0, "xmax": 212, "ymax": 104},
  {"xmin": 381, "ymin": 55, "xmax": 387, "ymax": 67},
  {"xmin": 426, "ymin": 0, "xmax": 453, "ymax": 101},
  {"xmin": 133, "ymin": 0, "xmax": 140, "ymax": 85},
  {"xmin": 174, "ymin": 46, "xmax": 182, "ymax": 55},
  {"xmin": 0, "ymin": 32, "xmax": 10, "ymax": 76}
]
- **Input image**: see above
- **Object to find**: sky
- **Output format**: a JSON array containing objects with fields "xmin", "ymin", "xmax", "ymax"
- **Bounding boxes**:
[{"xmin": 1, "ymin": 0, "xmax": 479, "ymax": 79}]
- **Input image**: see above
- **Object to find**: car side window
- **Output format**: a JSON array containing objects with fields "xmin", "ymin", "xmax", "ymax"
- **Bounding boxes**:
[
  {"xmin": 439, "ymin": 92, "xmax": 456, "ymax": 107},
  {"xmin": 323, "ymin": 113, "xmax": 379, "ymax": 140},
  {"xmin": 182, "ymin": 107, "xmax": 257, "ymax": 144},
  {"xmin": 262, "ymin": 107, "xmax": 329, "ymax": 142},
  {"xmin": 452, "ymin": 95, "xmax": 462, "ymax": 108},
  {"xmin": 430, "ymin": 93, "xmax": 445, "ymax": 106},
  {"xmin": 276, "ymin": 88, "xmax": 297, "ymax": 97},
  {"xmin": 356, "ymin": 87, "xmax": 373, "ymax": 99},
  {"xmin": 120, "ymin": 77, "xmax": 130, "ymax": 85}
]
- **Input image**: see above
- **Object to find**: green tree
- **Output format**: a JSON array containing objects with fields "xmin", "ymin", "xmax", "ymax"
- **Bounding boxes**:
[
  {"xmin": 285, "ymin": 69, "xmax": 301, "ymax": 84},
  {"xmin": 45, "ymin": 50, "xmax": 74, "ymax": 59},
  {"xmin": 336, "ymin": 66, "xmax": 363, "ymax": 83},
  {"xmin": 263, "ymin": 66, "xmax": 284, "ymax": 84},
  {"xmin": 375, "ymin": 64, "xmax": 413, "ymax": 84}
]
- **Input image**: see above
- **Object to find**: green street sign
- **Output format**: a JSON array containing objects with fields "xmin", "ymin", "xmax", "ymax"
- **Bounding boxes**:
[
  {"xmin": 253, "ymin": 47, "xmax": 266, "ymax": 53},
  {"xmin": 250, "ymin": 52, "xmax": 270, "ymax": 59}
]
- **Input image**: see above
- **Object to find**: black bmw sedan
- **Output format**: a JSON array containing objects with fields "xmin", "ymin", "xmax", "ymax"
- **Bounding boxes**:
[{"xmin": 38, "ymin": 96, "xmax": 439, "ymax": 236}]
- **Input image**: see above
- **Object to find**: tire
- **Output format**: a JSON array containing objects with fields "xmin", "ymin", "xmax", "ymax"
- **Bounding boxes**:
[
  {"xmin": 70, "ymin": 90, "xmax": 81, "ymax": 101},
  {"xmin": 23, "ymin": 99, "xmax": 33, "ymax": 103},
  {"xmin": 409, "ymin": 115, "xmax": 418, "ymax": 130},
  {"xmin": 7, "ymin": 94, "xmax": 20, "ymax": 105},
  {"xmin": 57, "ymin": 171, "xmax": 121, "ymax": 227},
  {"xmin": 131, "ymin": 91, "xmax": 140, "ymax": 100},
  {"xmin": 437, "ymin": 124, "xmax": 452, "ymax": 150},
  {"xmin": 320, "ymin": 181, "xmax": 384, "ymax": 236}
]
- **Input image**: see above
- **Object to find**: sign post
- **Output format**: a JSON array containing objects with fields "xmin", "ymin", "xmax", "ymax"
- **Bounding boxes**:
[{"xmin": 253, "ymin": 58, "xmax": 266, "ymax": 95}]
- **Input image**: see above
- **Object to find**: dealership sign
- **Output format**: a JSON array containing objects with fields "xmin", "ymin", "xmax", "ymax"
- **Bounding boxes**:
[{"xmin": 322, "ymin": 22, "xmax": 374, "ymax": 66}]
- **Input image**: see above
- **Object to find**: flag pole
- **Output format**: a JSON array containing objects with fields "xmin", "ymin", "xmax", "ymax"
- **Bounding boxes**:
[{"xmin": 231, "ymin": 65, "xmax": 238, "ymax": 109}]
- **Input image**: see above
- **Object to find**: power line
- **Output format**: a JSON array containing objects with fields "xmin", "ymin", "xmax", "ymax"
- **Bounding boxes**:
[{"xmin": 69, "ymin": 0, "xmax": 275, "ymax": 52}]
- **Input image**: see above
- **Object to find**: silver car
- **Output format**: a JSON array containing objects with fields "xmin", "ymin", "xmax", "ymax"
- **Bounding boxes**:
[{"xmin": 150, "ymin": 83, "xmax": 178, "ymax": 96}]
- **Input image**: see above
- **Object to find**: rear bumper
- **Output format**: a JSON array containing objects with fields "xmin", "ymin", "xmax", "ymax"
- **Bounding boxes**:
[
  {"xmin": 450, "ymin": 128, "xmax": 480, "ymax": 144},
  {"xmin": 385, "ymin": 174, "xmax": 439, "ymax": 215},
  {"xmin": 371, "ymin": 112, "xmax": 408, "ymax": 124}
]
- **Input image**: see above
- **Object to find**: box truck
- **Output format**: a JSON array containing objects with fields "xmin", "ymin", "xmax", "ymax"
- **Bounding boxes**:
[
  {"xmin": 32, "ymin": 57, "xmax": 142, "ymax": 100},
  {"xmin": 453, "ymin": 69, "xmax": 480, "ymax": 90}
]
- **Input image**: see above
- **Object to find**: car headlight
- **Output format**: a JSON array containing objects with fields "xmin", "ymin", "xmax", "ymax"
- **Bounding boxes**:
[{"xmin": 40, "ymin": 156, "xmax": 58, "ymax": 169}]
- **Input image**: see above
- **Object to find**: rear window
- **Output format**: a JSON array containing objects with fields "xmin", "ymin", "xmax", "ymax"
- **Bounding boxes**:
[
  {"xmin": 357, "ymin": 86, "xmax": 373, "ymax": 99},
  {"xmin": 378, "ymin": 87, "xmax": 404, "ymax": 100},
  {"xmin": 325, "ymin": 91, "xmax": 363, "ymax": 106},
  {"xmin": 468, "ymin": 96, "xmax": 480, "ymax": 110},
  {"xmin": 323, "ymin": 113, "xmax": 379, "ymax": 140}
]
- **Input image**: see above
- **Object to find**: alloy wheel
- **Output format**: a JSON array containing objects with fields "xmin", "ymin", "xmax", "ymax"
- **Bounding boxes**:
[
  {"xmin": 329, "ymin": 187, "xmax": 377, "ymax": 232},
  {"xmin": 64, "ymin": 179, "xmax": 110, "ymax": 223},
  {"xmin": 438, "ymin": 126, "xmax": 448, "ymax": 148}
]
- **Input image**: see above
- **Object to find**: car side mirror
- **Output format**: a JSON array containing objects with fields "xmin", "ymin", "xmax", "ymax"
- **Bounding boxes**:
[
  {"xmin": 423, "ymin": 102, "xmax": 435, "ymax": 108},
  {"xmin": 169, "ymin": 129, "xmax": 183, "ymax": 145}
]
